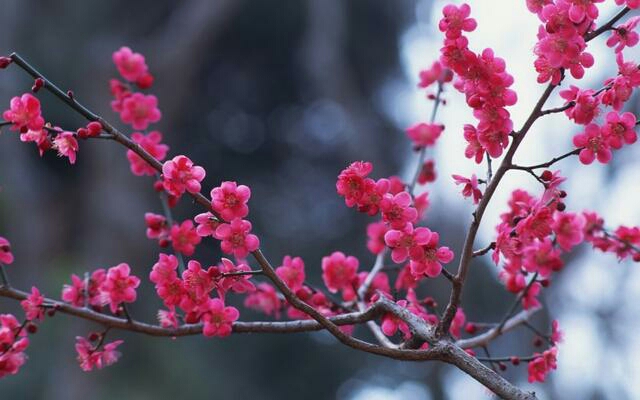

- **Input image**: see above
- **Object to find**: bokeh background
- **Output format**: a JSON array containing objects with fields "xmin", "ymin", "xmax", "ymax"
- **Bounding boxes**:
[{"xmin": 0, "ymin": 0, "xmax": 639, "ymax": 399}]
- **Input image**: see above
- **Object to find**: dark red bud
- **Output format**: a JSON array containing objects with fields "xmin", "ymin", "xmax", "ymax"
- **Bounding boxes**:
[
  {"xmin": 77, "ymin": 128, "xmax": 89, "ymax": 139},
  {"xmin": 0, "ymin": 57, "xmax": 12, "ymax": 69},
  {"xmin": 88, "ymin": 332, "xmax": 100, "ymax": 341},
  {"xmin": 633, "ymin": 253, "xmax": 640, "ymax": 262},
  {"xmin": 158, "ymin": 238, "xmax": 170, "ymax": 248},
  {"xmin": 464, "ymin": 322, "xmax": 477, "ymax": 334},
  {"xmin": 136, "ymin": 73, "xmax": 154, "ymax": 89},
  {"xmin": 556, "ymin": 202, "xmax": 566, "ymax": 212},
  {"xmin": 67, "ymin": 90, "xmax": 74, "ymax": 99},
  {"xmin": 559, "ymin": 190, "xmax": 567, "ymax": 198},
  {"xmin": 540, "ymin": 279, "xmax": 550, "ymax": 287},
  {"xmin": 86, "ymin": 121, "xmax": 102, "ymax": 136},
  {"xmin": 47, "ymin": 309, "xmax": 56, "ymax": 317},
  {"xmin": 26, "ymin": 323, "xmax": 38, "ymax": 334},
  {"xmin": 498, "ymin": 362, "xmax": 507, "ymax": 371},
  {"xmin": 533, "ymin": 336, "xmax": 543, "ymax": 347},
  {"xmin": 540, "ymin": 170, "xmax": 553, "ymax": 181},
  {"xmin": 153, "ymin": 180, "xmax": 164, "ymax": 192},
  {"xmin": 510, "ymin": 356, "xmax": 520, "ymax": 365}
]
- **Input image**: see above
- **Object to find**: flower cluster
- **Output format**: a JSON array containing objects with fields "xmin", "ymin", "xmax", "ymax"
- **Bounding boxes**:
[
  {"xmin": 127, "ymin": 131, "xmax": 169, "ymax": 176},
  {"xmin": 572, "ymin": 111, "xmax": 637, "ymax": 164},
  {"xmin": 530, "ymin": 0, "xmax": 596, "ymax": 84},
  {"xmin": 582, "ymin": 211, "xmax": 640, "ymax": 262},
  {"xmin": 148, "ymin": 254, "xmax": 244, "ymax": 337},
  {"xmin": 75, "ymin": 335, "xmax": 123, "ymax": 372},
  {"xmin": 0, "ymin": 236, "xmax": 14, "ymax": 265},
  {"xmin": 110, "ymin": 47, "xmax": 161, "ymax": 130},
  {"xmin": 61, "ymin": 263, "xmax": 140, "ymax": 314},
  {"xmin": 493, "ymin": 174, "xmax": 584, "ymax": 308},
  {"xmin": 0, "ymin": 314, "xmax": 29, "ymax": 378},
  {"xmin": 527, "ymin": 347, "xmax": 558, "ymax": 383},
  {"xmin": 438, "ymin": 4, "xmax": 517, "ymax": 162}
]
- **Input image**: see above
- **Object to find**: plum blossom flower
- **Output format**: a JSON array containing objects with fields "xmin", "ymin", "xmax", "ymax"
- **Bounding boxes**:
[
  {"xmin": 52, "ymin": 131, "xmax": 79, "ymax": 164},
  {"xmin": 439, "ymin": 3, "xmax": 477, "ymax": 39},
  {"xmin": 0, "ymin": 314, "xmax": 28, "ymax": 378},
  {"xmin": 275, "ymin": 256, "xmax": 306, "ymax": 292},
  {"xmin": 449, "ymin": 308, "xmax": 466, "ymax": 339},
  {"xmin": 194, "ymin": 212, "xmax": 220, "ymax": 237},
  {"xmin": 607, "ymin": 16, "xmax": 640, "ymax": 53},
  {"xmin": 0, "ymin": 236, "xmax": 14, "ymax": 265},
  {"xmin": 211, "ymin": 181, "xmax": 251, "ymax": 222},
  {"xmin": 559, "ymin": 86, "xmax": 600, "ymax": 125},
  {"xmin": 244, "ymin": 283, "xmax": 282, "ymax": 317},
  {"xmin": 161, "ymin": 155, "xmax": 206, "ymax": 197},
  {"xmin": 528, "ymin": 347, "xmax": 558, "ymax": 383},
  {"xmin": 418, "ymin": 61, "xmax": 453, "ymax": 88},
  {"xmin": 573, "ymin": 123, "xmax": 612, "ymax": 165},
  {"xmin": 2, "ymin": 93, "xmax": 44, "ymax": 132},
  {"xmin": 336, "ymin": 161, "xmax": 373, "ymax": 208},
  {"xmin": 216, "ymin": 258, "xmax": 256, "ymax": 297},
  {"xmin": 75, "ymin": 336, "xmax": 124, "ymax": 372},
  {"xmin": 366, "ymin": 221, "xmax": 388, "ymax": 255},
  {"xmin": 452, "ymin": 174, "xmax": 482, "ymax": 204},
  {"xmin": 409, "ymin": 231, "xmax": 454, "ymax": 278},
  {"xmin": 170, "ymin": 220, "xmax": 201, "ymax": 256},
  {"xmin": 119, "ymin": 93, "xmax": 161, "ymax": 130},
  {"xmin": 552, "ymin": 212, "xmax": 585, "ymax": 251},
  {"xmin": 380, "ymin": 192, "xmax": 418, "ymax": 229},
  {"xmin": 321, "ymin": 251, "xmax": 359, "ymax": 299},
  {"xmin": 405, "ymin": 123, "xmax": 444, "ymax": 148},
  {"xmin": 602, "ymin": 111, "xmax": 637, "ymax": 149},
  {"xmin": 20, "ymin": 287, "xmax": 44, "ymax": 321},
  {"xmin": 127, "ymin": 131, "xmax": 169, "ymax": 176},
  {"xmin": 112, "ymin": 46, "xmax": 149, "ymax": 83},
  {"xmin": 102, "ymin": 263, "xmax": 140, "ymax": 314},
  {"xmin": 213, "ymin": 218, "xmax": 260, "ymax": 259},
  {"xmin": 384, "ymin": 224, "xmax": 433, "ymax": 264},
  {"xmin": 202, "ymin": 298, "xmax": 239, "ymax": 337}
]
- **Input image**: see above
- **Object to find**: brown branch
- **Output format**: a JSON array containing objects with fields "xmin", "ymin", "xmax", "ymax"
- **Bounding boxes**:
[
  {"xmin": 511, "ymin": 148, "xmax": 581, "ymax": 171},
  {"xmin": 472, "ymin": 242, "xmax": 495, "ymax": 258}
]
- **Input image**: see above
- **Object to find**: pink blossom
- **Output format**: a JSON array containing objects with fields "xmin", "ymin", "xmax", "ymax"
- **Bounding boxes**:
[
  {"xmin": 418, "ymin": 160, "xmax": 436, "ymax": 185},
  {"xmin": 216, "ymin": 258, "xmax": 256, "ymax": 297},
  {"xmin": 102, "ymin": 263, "xmax": 140, "ymax": 314},
  {"xmin": 0, "ymin": 236, "xmax": 14, "ymax": 265},
  {"xmin": 526, "ymin": 0, "xmax": 553, "ymax": 15},
  {"xmin": 463, "ymin": 124, "xmax": 484, "ymax": 164},
  {"xmin": 409, "ymin": 231, "xmax": 454, "ymax": 278},
  {"xmin": 211, "ymin": 181, "xmax": 251, "ymax": 222},
  {"xmin": 394, "ymin": 264, "xmax": 421, "ymax": 291},
  {"xmin": 161, "ymin": 155, "xmax": 206, "ymax": 197},
  {"xmin": 201, "ymin": 298, "xmax": 239, "ymax": 337},
  {"xmin": 573, "ymin": 123, "xmax": 612, "ymax": 165},
  {"xmin": 439, "ymin": 3, "xmax": 477, "ymax": 39},
  {"xmin": 61, "ymin": 274, "xmax": 86, "ymax": 307},
  {"xmin": 119, "ymin": 93, "xmax": 161, "ymax": 130},
  {"xmin": 366, "ymin": 221, "xmax": 388, "ymax": 255},
  {"xmin": 607, "ymin": 17, "xmax": 640, "ymax": 52},
  {"xmin": 405, "ymin": 123, "xmax": 444, "ymax": 148},
  {"xmin": 616, "ymin": 0, "xmax": 640, "ymax": 8},
  {"xmin": 145, "ymin": 212, "xmax": 169, "ymax": 241},
  {"xmin": 414, "ymin": 192, "xmax": 431, "ymax": 220},
  {"xmin": 559, "ymin": 86, "xmax": 600, "ymax": 125},
  {"xmin": 75, "ymin": 336, "xmax": 124, "ymax": 372},
  {"xmin": 127, "ymin": 131, "xmax": 169, "ymax": 176},
  {"xmin": 149, "ymin": 253, "xmax": 179, "ymax": 286},
  {"xmin": 0, "ymin": 334, "xmax": 28, "ymax": 378},
  {"xmin": 523, "ymin": 239, "xmax": 563, "ymax": 277},
  {"xmin": 157, "ymin": 309, "xmax": 179, "ymax": 329},
  {"xmin": 194, "ymin": 212, "xmax": 220, "ymax": 237},
  {"xmin": 357, "ymin": 178, "xmax": 390, "ymax": 216},
  {"xmin": 528, "ymin": 347, "xmax": 558, "ymax": 383},
  {"xmin": 275, "ymin": 256, "xmax": 306, "ymax": 292},
  {"xmin": 214, "ymin": 218, "xmax": 260, "ymax": 258},
  {"xmin": 380, "ymin": 191, "xmax": 418, "ymax": 229},
  {"xmin": 244, "ymin": 283, "xmax": 282, "ymax": 317},
  {"xmin": 516, "ymin": 206, "xmax": 553, "ymax": 241},
  {"xmin": 112, "ymin": 46, "xmax": 149, "ymax": 83},
  {"xmin": 52, "ymin": 131, "xmax": 79, "ymax": 164},
  {"xmin": 336, "ymin": 161, "xmax": 374, "ymax": 208},
  {"xmin": 182, "ymin": 260, "xmax": 215, "ymax": 304},
  {"xmin": 449, "ymin": 308, "xmax": 466, "ymax": 339},
  {"xmin": 321, "ymin": 251, "xmax": 359, "ymax": 299},
  {"xmin": 170, "ymin": 220, "xmax": 201, "ymax": 256},
  {"xmin": 552, "ymin": 212, "xmax": 585, "ymax": 251},
  {"xmin": 2, "ymin": 93, "xmax": 44, "ymax": 132},
  {"xmin": 602, "ymin": 111, "xmax": 637, "ymax": 149},
  {"xmin": 20, "ymin": 128, "xmax": 51, "ymax": 156},
  {"xmin": 418, "ymin": 61, "xmax": 453, "ymax": 89},
  {"xmin": 522, "ymin": 281, "xmax": 542, "ymax": 310},
  {"xmin": 381, "ymin": 300, "xmax": 411, "ymax": 338},
  {"xmin": 551, "ymin": 319, "xmax": 564, "ymax": 344},
  {"xmin": 567, "ymin": 0, "xmax": 603, "ymax": 24},
  {"xmin": 20, "ymin": 286, "xmax": 44, "ymax": 321},
  {"xmin": 384, "ymin": 224, "xmax": 433, "ymax": 264},
  {"xmin": 452, "ymin": 174, "xmax": 482, "ymax": 204}
]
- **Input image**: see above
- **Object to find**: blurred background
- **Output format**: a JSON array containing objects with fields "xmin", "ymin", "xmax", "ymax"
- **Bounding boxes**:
[{"xmin": 0, "ymin": 0, "xmax": 639, "ymax": 399}]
